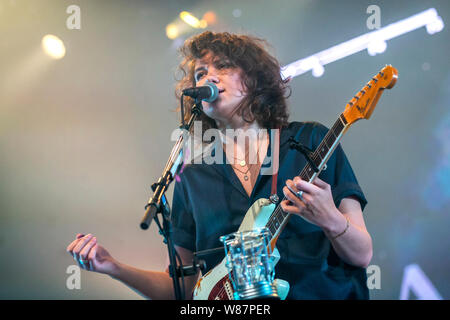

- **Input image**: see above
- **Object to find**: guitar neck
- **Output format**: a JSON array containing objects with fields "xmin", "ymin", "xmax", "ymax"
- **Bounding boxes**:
[{"xmin": 266, "ymin": 114, "xmax": 350, "ymax": 247}]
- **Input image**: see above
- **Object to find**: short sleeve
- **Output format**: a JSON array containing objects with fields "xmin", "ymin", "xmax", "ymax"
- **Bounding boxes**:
[
  {"xmin": 312, "ymin": 123, "xmax": 368, "ymax": 211},
  {"xmin": 170, "ymin": 174, "xmax": 196, "ymax": 251}
]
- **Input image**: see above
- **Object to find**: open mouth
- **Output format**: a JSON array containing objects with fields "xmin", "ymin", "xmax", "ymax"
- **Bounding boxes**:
[{"xmin": 218, "ymin": 88, "xmax": 225, "ymax": 94}]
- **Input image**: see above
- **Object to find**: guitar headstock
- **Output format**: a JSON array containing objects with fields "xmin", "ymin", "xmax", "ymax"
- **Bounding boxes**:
[{"xmin": 342, "ymin": 65, "xmax": 398, "ymax": 125}]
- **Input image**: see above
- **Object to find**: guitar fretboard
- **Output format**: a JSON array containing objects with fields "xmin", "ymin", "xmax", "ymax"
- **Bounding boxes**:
[{"xmin": 266, "ymin": 114, "xmax": 348, "ymax": 239}]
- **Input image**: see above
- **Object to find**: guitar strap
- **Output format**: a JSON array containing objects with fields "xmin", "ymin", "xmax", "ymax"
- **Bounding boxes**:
[{"xmin": 269, "ymin": 127, "xmax": 280, "ymax": 202}]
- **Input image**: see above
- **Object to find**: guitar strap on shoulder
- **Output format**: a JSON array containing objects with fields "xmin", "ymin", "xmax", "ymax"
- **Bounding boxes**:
[{"xmin": 269, "ymin": 127, "xmax": 280, "ymax": 204}]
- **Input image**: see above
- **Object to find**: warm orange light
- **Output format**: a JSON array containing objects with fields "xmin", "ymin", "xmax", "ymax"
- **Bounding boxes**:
[{"xmin": 202, "ymin": 11, "xmax": 217, "ymax": 25}]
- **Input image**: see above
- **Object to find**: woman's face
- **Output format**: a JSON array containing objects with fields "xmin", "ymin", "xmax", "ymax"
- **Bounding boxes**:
[{"xmin": 193, "ymin": 51, "xmax": 247, "ymax": 127}]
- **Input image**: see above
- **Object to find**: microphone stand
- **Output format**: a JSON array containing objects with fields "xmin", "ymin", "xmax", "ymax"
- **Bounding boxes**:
[{"xmin": 140, "ymin": 97, "xmax": 205, "ymax": 300}]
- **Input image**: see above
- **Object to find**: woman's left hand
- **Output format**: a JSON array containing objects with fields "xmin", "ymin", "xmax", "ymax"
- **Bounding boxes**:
[{"xmin": 281, "ymin": 176, "xmax": 341, "ymax": 230}]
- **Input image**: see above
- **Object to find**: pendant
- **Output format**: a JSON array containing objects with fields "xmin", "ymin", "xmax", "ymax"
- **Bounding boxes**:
[
  {"xmin": 240, "ymin": 160, "xmax": 246, "ymax": 167},
  {"xmin": 244, "ymin": 175, "xmax": 249, "ymax": 181}
]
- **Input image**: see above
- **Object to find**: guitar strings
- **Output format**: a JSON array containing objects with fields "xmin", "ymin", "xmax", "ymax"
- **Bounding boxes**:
[{"xmin": 265, "ymin": 116, "xmax": 344, "ymax": 239}]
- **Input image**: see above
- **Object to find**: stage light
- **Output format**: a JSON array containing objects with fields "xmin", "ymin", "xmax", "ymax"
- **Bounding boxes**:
[
  {"xmin": 281, "ymin": 8, "xmax": 444, "ymax": 79},
  {"xmin": 367, "ymin": 39, "xmax": 387, "ymax": 56},
  {"xmin": 42, "ymin": 35, "xmax": 66, "ymax": 59},
  {"xmin": 180, "ymin": 11, "xmax": 207, "ymax": 29},
  {"xmin": 41, "ymin": 34, "xmax": 66, "ymax": 59},
  {"xmin": 166, "ymin": 23, "xmax": 179, "ymax": 40},
  {"xmin": 166, "ymin": 10, "xmax": 211, "ymax": 40},
  {"xmin": 426, "ymin": 16, "xmax": 444, "ymax": 34},
  {"xmin": 312, "ymin": 65, "xmax": 324, "ymax": 78},
  {"xmin": 199, "ymin": 20, "xmax": 207, "ymax": 29},
  {"xmin": 202, "ymin": 11, "xmax": 217, "ymax": 25}
]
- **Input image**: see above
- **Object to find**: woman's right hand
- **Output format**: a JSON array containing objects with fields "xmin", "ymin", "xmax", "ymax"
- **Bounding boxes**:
[{"xmin": 66, "ymin": 234, "xmax": 119, "ymax": 276}]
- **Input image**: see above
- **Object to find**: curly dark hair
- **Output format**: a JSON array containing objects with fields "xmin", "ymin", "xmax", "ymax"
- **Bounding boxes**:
[{"xmin": 175, "ymin": 31, "xmax": 291, "ymax": 133}]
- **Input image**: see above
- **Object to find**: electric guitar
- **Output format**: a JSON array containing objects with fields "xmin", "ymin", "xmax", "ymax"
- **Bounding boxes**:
[{"xmin": 192, "ymin": 65, "xmax": 398, "ymax": 300}]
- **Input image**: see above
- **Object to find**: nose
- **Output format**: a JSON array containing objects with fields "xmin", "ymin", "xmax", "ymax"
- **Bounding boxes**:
[
  {"xmin": 206, "ymin": 68, "xmax": 219, "ymax": 84},
  {"xmin": 207, "ymin": 74, "xmax": 219, "ymax": 84}
]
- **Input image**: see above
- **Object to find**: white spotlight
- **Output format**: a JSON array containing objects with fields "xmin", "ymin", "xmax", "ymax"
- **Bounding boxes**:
[
  {"xmin": 426, "ymin": 16, "xmax": 444, "ymax": 34},
  {"xmin": 367, "ymin": 40, "xmax": 387, "ymax": 56},
  {"xmin": 312, "ymin": 64, "xmax": 324, "ymax": 78},
  {"xmin": 41, "ymin": 34, "xmax": 66, "ymax": 59}
]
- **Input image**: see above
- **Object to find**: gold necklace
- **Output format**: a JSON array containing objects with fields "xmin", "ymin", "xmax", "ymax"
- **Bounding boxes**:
[
  {"xmin": 230, "ymin": 148, "xmax": 260, "ymax": 181},
  {"xmin": 230, "ymin": 149, "xmax": 250, "ymax": 167},
  {"xmin": 224, "ymin": 143, "xmax": 250, "ymax": 167},
  {"xmin": 227, "ymin": 142, "xmax": 262, "ymax": 167},
  {"xmin": 226, "ymin": 134, "xmax": 267, "ymax": 181}
]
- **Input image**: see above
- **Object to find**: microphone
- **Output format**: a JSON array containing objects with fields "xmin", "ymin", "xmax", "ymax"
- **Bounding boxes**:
[{"xmin": 182, "ymin": 81, "xmax": 219, "ymax": 102}]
